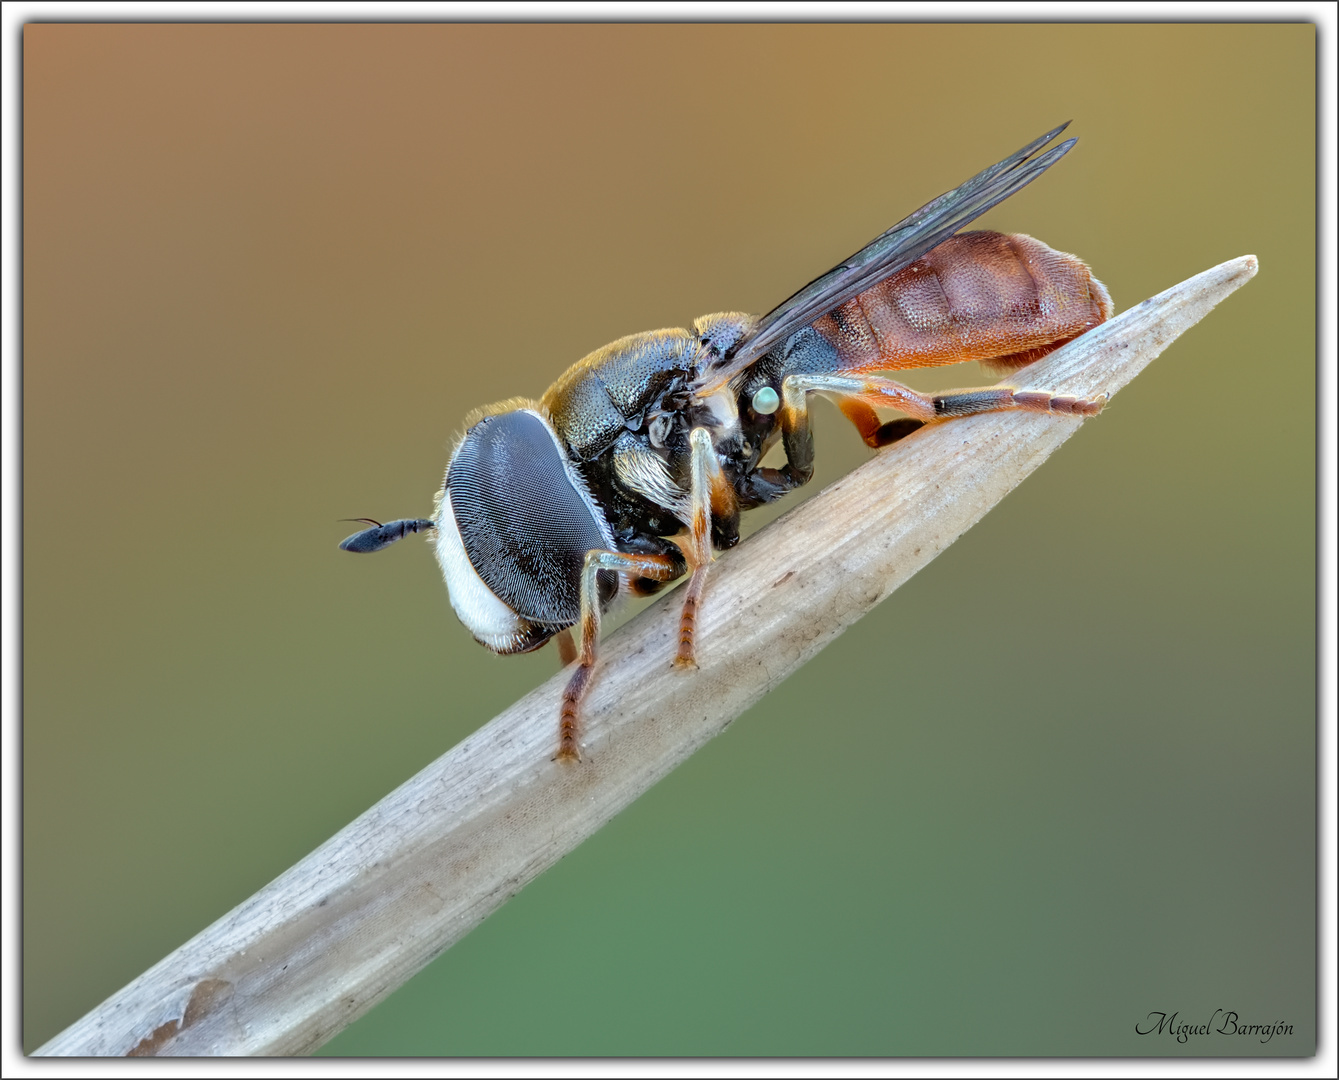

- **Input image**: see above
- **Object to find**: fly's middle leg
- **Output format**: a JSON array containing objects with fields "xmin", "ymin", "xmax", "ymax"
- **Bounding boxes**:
[
  {"xmin": 557, "ymin": 550, "xmax": 681, "ymax": 763},
  {"xmin": 675, "ymin": 427, "xmax": 737, "ymax": 669}
]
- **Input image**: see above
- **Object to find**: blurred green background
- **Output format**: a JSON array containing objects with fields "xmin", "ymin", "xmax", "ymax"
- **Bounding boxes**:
[{"xmin": 24, "ymin": 24, "xmax": 1314, "ymax": 1056}]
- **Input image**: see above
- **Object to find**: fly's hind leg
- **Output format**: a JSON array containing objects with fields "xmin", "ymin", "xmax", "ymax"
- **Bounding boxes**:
[
  {"xmin": 929, "ymin": 386, "xmax": 1108, "ymax": 419},
  {"xmin": 675, "ymin": 427, "xmax": 739, "ymax": 669},
  {"xmin": 836, "ymin": 400, "xmax": 926, "ymax": 448},
  {"xmin": 757, "ymin": 370, "xmax": 1103, "ymax": 501},
  {"xmin": 782, "ymin": 373, "xmax": 1106, "ymax": 437},
  {"xmin": 556, "ymin": 549, "xmax": 682, "ymax": 763}
]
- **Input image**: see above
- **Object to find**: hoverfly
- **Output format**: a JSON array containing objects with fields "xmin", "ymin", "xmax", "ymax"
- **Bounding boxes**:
[{"xmin": 341, "ymin": 123, "xmax": 1111, "ymax": 762}]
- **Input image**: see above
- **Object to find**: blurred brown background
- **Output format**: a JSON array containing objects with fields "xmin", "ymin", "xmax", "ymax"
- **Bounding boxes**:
[{"xmin": 24, "ymin": 24, "xmax": 1314, "ymax": 1055}]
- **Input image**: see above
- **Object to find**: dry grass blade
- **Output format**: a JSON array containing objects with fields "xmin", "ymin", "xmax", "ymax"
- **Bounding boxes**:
[{"xmin": 36, "ymin": 255, "xmax": 1258, "ymax": 1057}]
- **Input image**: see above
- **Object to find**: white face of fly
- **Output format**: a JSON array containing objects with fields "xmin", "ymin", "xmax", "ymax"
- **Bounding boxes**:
[{"xmin": 433, "ymin": 489, "xmax": 534, "ymax": 653}]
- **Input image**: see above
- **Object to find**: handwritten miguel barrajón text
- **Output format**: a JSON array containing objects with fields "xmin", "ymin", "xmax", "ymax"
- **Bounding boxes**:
[{"xmin": 1136, "ymin": 1010, "xmax": 1293, "ymax": 1044}]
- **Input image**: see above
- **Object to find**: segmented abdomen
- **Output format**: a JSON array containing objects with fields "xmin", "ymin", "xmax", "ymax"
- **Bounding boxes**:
[{"xmin": 812, "ymin": 231, "xmax": 1113, "ymax": 375}]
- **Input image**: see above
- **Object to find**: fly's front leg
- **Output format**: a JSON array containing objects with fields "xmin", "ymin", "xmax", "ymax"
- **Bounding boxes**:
[
  {"xmin": 675, "ymin": 427, "xmax": 738, "ymax": 669},
  {"xmin": 557, "ymin": 549, "xmax": 682, "ymax": 763}
]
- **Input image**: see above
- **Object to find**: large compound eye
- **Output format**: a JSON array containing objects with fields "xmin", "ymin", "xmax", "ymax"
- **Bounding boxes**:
[{"xmin": 446, "ymin": 409, "xmax": 614, "ymax": 626}]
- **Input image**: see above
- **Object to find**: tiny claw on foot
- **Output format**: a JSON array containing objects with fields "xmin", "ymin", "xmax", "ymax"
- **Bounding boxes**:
[{"xmin": 553, "ymin": 741, "xmax": 582, "ymax": 764}]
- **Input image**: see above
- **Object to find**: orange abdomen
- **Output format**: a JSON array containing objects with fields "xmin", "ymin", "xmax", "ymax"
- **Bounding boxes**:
[{"xmin": 812, "ymin": 231, "xmax": 1113, "ymax": 375}]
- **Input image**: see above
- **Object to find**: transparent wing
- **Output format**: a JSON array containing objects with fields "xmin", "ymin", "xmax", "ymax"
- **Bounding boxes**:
[{"xmin": 695, "ymin": 123, "xmax": 1078, "ymax": 393}]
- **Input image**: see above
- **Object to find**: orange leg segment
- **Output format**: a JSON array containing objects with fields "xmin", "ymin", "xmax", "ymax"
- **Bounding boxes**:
[{"xmin": 837, "ymin": 399, "xmax": 927, "ymax": 449}]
